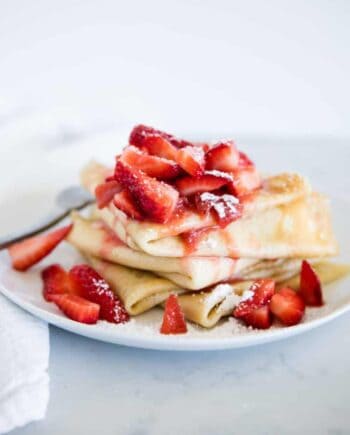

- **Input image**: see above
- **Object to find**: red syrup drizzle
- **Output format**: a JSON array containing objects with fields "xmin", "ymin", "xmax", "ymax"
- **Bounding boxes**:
[{"xmin": 181, "ymin": 226, "xmax": 220, "ymax": 256}]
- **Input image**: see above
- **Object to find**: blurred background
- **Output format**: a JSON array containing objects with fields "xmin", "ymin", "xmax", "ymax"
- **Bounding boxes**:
[{"xmin": 1, "ymin": 0, "xmax": 349, "ymax": 228}]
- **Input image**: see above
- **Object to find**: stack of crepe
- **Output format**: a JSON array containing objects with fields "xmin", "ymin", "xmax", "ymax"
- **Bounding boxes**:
[{"xmin": 67, "ymin": 161, "xmax": 348, "ymax": 328}]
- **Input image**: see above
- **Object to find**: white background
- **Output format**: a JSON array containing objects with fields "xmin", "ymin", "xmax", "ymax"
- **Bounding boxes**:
[
  {"xmin": 1, "ymin": 0, "xmax": 350, "ymax": 137},
  {"xmin": 1, "ymin": 1, "xmax": 350, "ymax": 434}
]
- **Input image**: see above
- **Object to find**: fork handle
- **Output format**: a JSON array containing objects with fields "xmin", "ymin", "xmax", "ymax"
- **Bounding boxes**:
[{"xmin": 0, "ymin": 200, "xmax": 93, "ymax": 250}]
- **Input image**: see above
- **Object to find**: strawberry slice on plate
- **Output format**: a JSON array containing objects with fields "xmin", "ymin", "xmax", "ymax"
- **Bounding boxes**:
[
  {"xmin": 50, "ymin": 293, "xmax": 100, "ymax": 324},
  {"xmin": 115, "ymin": 160, "xmax": 179, "ymax": 223},
  {"xmin": 176, "ymin": 145, "xmax": 205, "ymax": 176},
  {"xmin": 234, "ymin": 279, "xmax": 275, "ymax": 318},
  {"xmin": 95, "ymin": 180, "xmax": 122, "ymax": 209},
  {"xmin": 194, "ymin": 192, "xmax": 242, "ymax": 227},
  {"xmin": 42, "ymin": 263, "xmax": 78, "ymax": 302},
  {"xmin": 160, "ymin": 294, "xmax": 187, "ymax": 334},
  {"xmin": 8, "ymin": 224, "xmax": 73, "ymax": 271},
  {"xmin": 120, "ymin": 145, "xmax": 181, "ymax": 179},
  {"xmin": 175, "ymin": 170, "xmax": 232, "ymax": 196},
  {"xmin": 206, "ymin": 140, "xmax": 239, "ymax": 172},
  {"xmin": 113, "ymin": 190, "xmax": 142, "ymax": 220},
  {"xmin": 241, "ymin": 305, "xmax": 272, "ymax": 329},
  {"xmin": 299, "ymin": 260, "xmax": 324, "ymax": 306},
  {"xmin": 69, "ymin": 264, "xmax": 130, "ymax": 324},
  {"xmin": 270, "ymin": 287, "xmax": 305, "ymax": 326}
]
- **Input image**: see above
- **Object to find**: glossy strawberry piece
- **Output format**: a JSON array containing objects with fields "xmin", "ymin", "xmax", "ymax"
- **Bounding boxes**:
[
  {"xmin": 69, "ymin": 264, "xmax": 129, "ymax": 323},
  {"xmin": 240, "ymin": 305, "xmax": 272, "ymax": 329},
  {"xmin": 129, "ymin": 125, "xmax": 179, "ymax": 160},
  {"xmin": 129, "ymin": 125, "xmax": 191, "ymax": 150},
  {"xmin": 8, "ymin": 224, "xmax": 73, "ymax": 271},
  {"xmin": 95, "ymin": 180, "xmax": 122, "ymax": 209},
  {"xmin": 238, "ymin": 151, "xmax": 254, "ymax": 168},
  {"xmin": 113, "ymin": 190, "xmax": 142, "ymax": 220},
  {"xmin": 206, "ymin": 140, "xmax": 239, "ymax": 172},
  {"xmin": 270, "ymin": 287, "xmax": 305, "ymax": 326},
  {"xmin": 50, "ymin": 293, "xmax": 100, "ymax": 324},
  {"xmin": 120, "ymin": 145, "xmax": 181, "ymax": 179},
  {"xmin": 175, "ymin": 171, "xmax": 232, "ymax": 196},
  {"xmin": 115, "ymin": 161, "xmax": 179, "ymax": 223},
  {"xmin": 42, "ymin": 264, "xmax": 78, "ymax": 302},
  {"xmin": 176, "ymin": 145, "xmax": 205, "ymax": 176},
  {"xmin": 299, "ymin": 260, "xmax": 324, "ymax": 306},
  {"xmin": 160, "ymin": 294, "xmax": 187, "ymax": 334},
  {"xmin": 234, "ymin": 279, "xmax": 275, "ymax": 318},
  {"xmin": 228, "ymin": 166, "xmax": 261, "ymax": 197},
  {"xmin": 194, "ymin": 192, "xmax": 242, "ymax": 227}
]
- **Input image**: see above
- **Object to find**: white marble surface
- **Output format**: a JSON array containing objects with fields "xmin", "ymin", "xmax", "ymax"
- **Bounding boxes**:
[{"xmin": 0, "ymin": 112, "xmax": 350, "ymax": 434}]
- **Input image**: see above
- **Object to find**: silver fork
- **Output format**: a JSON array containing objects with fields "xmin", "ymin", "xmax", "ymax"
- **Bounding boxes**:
[{"xmin": 0, "ymin": 186, "xmax": 94, "ymax": 250}]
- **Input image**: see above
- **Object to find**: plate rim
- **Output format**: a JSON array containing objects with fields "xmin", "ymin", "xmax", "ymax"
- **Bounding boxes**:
[{"xmin": 1, "ymin": 278, "xmax": 350, "ymax": 351}]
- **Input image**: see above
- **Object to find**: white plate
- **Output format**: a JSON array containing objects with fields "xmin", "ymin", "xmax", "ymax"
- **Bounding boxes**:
[{"xmin": 0, "ymin": 197, "xmax": 349, "ymax": 351}]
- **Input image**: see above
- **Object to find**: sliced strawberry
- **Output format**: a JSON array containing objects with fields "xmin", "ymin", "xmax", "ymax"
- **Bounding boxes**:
[
  {"xmin": 129, "ymin": 124, "xmax": 191, "ymax": 150},
  {"xmin": 206, "ymin": 140, "xmax": 239, "ymax": 172},
  {"xmin": 113, "ymin": 190, "xmax": 142, "ymax": 220},
  {"xmin": 175, "ymin": 171, "xmax": 232, "ymax": 196},
  {"xmin": 228, "ymin": 166, "xmax": 261, "ymax": 197},
  {"xmin": 69, "ymin": 264, "xmax": 129, "ymax": 323},
  {"xmin": 8, "ymin": 224, "xmax": 73, "ymax": 271},
  {"xmin": 115, "ymin": 161, "xmax": 179, "ymax": 223},
  {"xmin": 270, "ymin": 287, "xmax": 305, "ymax": 326},
  {"xmin": 176, "ymin": 145, "xmax": 205, "ymax": 176},
  {"xmin": 241, "ymin": 305, "xmax": 272, "ymax": 329},
  {"xmin": 120, "ymin": 145, "xmax": 181, "ymax": 179},
  {"xmin": 234, "ymin": 279, "xmax": 275, "ymax": 318},
  {"xmin": 42, "ymin": 264, "xmax": 78, "ymax": 302},
  {"xmin": 238, "ymin": 151, "xmax": 254, "ymax": 168},
  {"xmin": 299, "ymin": 260, "xmax": 324, "ymax": 306},
  {"xmin": 160, "ymin": 294, "xmax": 187, "ymax": 334},
  {"xmin": 95, "ymin": 180, "xmax": 122, "ymax": 209},
  {"xmin": 50, "ymin": 293, "xmax": 100, "ymax": 324},
  {"xmin": 194, "ymin": 192, "xmax": 242, "ymax": 227},
  {"xmin": 129, "ymin": 125, "xmax": 178, "ymax": 160}
]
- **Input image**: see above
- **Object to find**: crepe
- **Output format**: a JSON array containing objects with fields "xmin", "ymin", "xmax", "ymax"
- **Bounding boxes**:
[
  {"xmin": 178, "ymin": 262, "xmax": 350, "ymax": 328},
  {"xmin": 68, "ymin": 213, "xmax": 307, "ymax": 290},
  {"xmin": 82, "ymin": 161, "xmax": 337, "ymax": 259},
  {"xmin": 86, "ymin": 256, "xmax": 183, "ymax": 315}
]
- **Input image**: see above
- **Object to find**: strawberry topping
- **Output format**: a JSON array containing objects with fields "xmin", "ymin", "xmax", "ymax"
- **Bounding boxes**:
[
  {"xmin": 69, "ymin": 264, "xmax": 129, "ymax": 323},
  {"xmin": 206, "ymin": 140, "xmax": 239, "ymax": 172},
  {"xmin": 175, "ymin": 170, "xmax": 232, "ymax": 196},
  {"xmin": 299, "ymin": 260, "xmax": 324, "ymax": 306},
  {"xmin": 129, "ymin": 124, "xmax": 191, "ymax": 150},
  {"xmin": 115, "ymin": 160, "xmax": 179, "ymax": 223},
  {"xmin": 160, "ymin": 294, "xmax": 187, "ymax": 334},
  {"xmin": 176, "ymin": 145, "xmax": 205, "ymax": 176},
  {"xmin": 121, "ymin": 145, "xmax": 181, "ymax": 180},
  {"xmin": 95, "ymin": 180, "xmax": 122, "ymax": 209},
  {"xmin": 270, "ymin": 287, "xmax": 305, "ymax": 326},
  {"xmin": 50, "ymin": 293, "xmax": 100, "ymax": 324},
  {"xmin": 113, "ymin": 190, "xmax": 142, "ymax": 220},
  {"xmin": 8, "ymin": 224, "xmax": 73, "ymax": 271},
  {"xmin": 194, "ymin": 192, "xmax": 242, "ymax": 227},
  {"xmin": 228, "ymin": 166, "xmax": 261, "ymax": 197}
]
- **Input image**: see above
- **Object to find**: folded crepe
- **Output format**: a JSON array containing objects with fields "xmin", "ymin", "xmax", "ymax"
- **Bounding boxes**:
[
  {"xmin": 81, "ymin": 162, "xmax": 338, "ymax": 259},
  {"xmin": 86, "ymin": 255, "xmax": 183, "ymax": 315},
  {"xmin": 68, "ymin": 213, "xmax": 306, "ymax": 290},
  {"xmin": 84, "ymin": 255, "xmax": 350, "ymax": 328}
]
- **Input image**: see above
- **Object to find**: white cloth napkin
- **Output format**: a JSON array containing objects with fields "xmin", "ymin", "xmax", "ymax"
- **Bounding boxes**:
[{"xmin": 0, "ymin": 294, "xmax": 49, "ymax": 434}]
